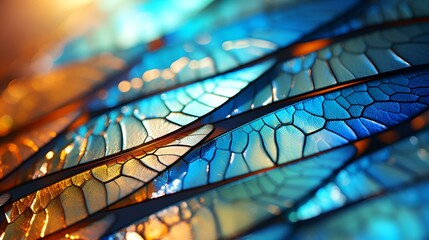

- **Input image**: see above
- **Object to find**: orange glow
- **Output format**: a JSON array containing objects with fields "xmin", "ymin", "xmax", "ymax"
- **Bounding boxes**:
[
  {"xmin": 0, "ymin": 54, "xmax": 123, "ymax": 135},
  {"xmin": 45, "ymin": 151, "xmax": 54, "ymax": 160},
  {"xmin": 411, "ymin": 116, "xmax": 426, "ymax": 130},
  {"xmin": 143, "ymin": 69, "xmax": 161, "ymax": 82},
  {"xmin": 64, "ymin": 144, "xmax": 74, "ymax": 154},
  {"xmin": 291, "ymin": 39, "xmax": 332, "ymax": 56},
  {"xmin": 354, "ymin": 139, "xmax": 369, "ymax": 156},
  {"xmin": 0, "ymin": 115, "xmax": 13, "ymax": 136},
  {"xmin": 161, "ymin": 69, "xmax": 174, "ymax": 79},
  {"xmin": 118, "ymin": 80, "xmax": 131, "ymax": 92},
  {"xmin": 148, "ymin": 38, "xmax": 164, "ymax": 51},
  {"xmin": 170, "ymin": 57, "xmax": 189, "ymax": 73},
  {"xmin": 7, "ymin": 143, "xmax": 18, "ymax": 153},
  {"xmin": 378, "ymin": 130, "xmax": 399, "ymax": 144},
  {"xmin": 143, "ymin": 217, "xmax": 169, "ymax": 239},
  {"xmin": 69, "ymin": 113, "xmax": 89, "ymax": 131},
  {"xmin": 131, "ymin": 78, "xmax": 143, "ymax": 89}
]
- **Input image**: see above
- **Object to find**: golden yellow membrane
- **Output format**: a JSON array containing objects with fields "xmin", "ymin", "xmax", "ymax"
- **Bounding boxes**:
[
  {"xmin": 0, "ymin": 111, "xmax": 79, "ymax": 180},
  {"xmin": 0, "ymin": 125, "xmax": 213, "ymax": 239},
  {"xmin": 108, "ymin": 186, "xmax": 150, "ymax": 210},
  {"xmin": 0, "ymin": 54, "xmax": 124, "ymax": 135}
]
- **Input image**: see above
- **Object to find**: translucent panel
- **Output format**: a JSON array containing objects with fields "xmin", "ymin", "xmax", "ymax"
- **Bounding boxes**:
[
  {"xmin": 2, "ymin": 1, "xmax": 429, "ymax": 239},
  {"xmin": 108, "ymin": 146, "xmax": 356, "ymax": 240},
  {"xmin": 291, "ymin": 181, "xmax": 429, "ymax": 240},
  {"xmin": 148, "ymin": 70, "xmax": 429, "ymax": 196},
  {"xmin": 0, "ymin": 125, "xmax": 212, "ymax": 239},
  {"xmin": 215, "ymin": 23, "xmax": 429, "ymax": 121},
  {"xmin": 108, "ymin": 125, "xmax": 429, "ymax": 240},
  {"xmin": 168, "ymin": 0, "xmax": 293, "ymax": 42},
  {"xmin": 3, "ymin": 62, "xmax": 272, "ymax": 190},
  {"xmin": 68, "ymin": 70, "xmax": 429, "ymax": 232},
  {"xmin": 293, "ymin": 128, "xmax": 429, "ymax": 221}
]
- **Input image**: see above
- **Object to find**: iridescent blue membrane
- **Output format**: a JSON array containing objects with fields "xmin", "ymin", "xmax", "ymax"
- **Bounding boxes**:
[
  {"xmin": 151, "ymin": 70, "xmax": 429, "ymax": 194},
  {"xmin": 107, "ymin": 126, "xmax": 429, "ymax": 239},
  {"xmin": 207, "ymin": 23, "xmax": 429, "ymax": 122}
]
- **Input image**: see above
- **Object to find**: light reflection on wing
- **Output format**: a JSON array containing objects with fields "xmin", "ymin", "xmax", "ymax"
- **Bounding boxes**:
[
  {"xmin": 0, "ymin": 125, "xmax": 212, "ymax": 239},
  {"xmin": 208, "ymin": 23, "xmax": 429, "ymax": 122},
  {"xmin": 108, "ymin": 147, "xmax": 355, "ymax": 240},
  {"xmin": 1, "ymin": 62, "xmax": 272, "ymax": 190},
  {"xmin": 0, "ymin": 111, "xmax": 79, "ymax": 180},
  {"xmin": 87, "ymin": 0, "xmax": 359, "ymax": 110},
  {"xmin": 244, "ymin": 181, "xmax": 429, "ymax": 240},
  {"xmin": 107, "ymin": 126, "xmax": 429, "ymax": 240},
  {"xmin": 2, "ymin": 1, "xmax": 429, "ymax": 239},
  {"xmin": 150, "ymin": 70, "xmax": 429, "ymax": 195},
  {"xmin": 64, "ymin": 70, "xmax": 429, "ymax": 230}
]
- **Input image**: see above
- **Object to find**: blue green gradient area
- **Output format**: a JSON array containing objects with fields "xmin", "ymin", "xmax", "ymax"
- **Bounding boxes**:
[
  {"xmin": 291, "ymin": 181, "xmax": 429, "ymax": 240},
  {"xmin": 245, "ymin": 181, "xmax": 429, "ymax": 240},
  {"xmin": 293, "ymin": 128, "xmax": 429, "ymax": 221},
  {"xmin": 54, "ymin": 0, "xmax": 213, "ymax": 65}
]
